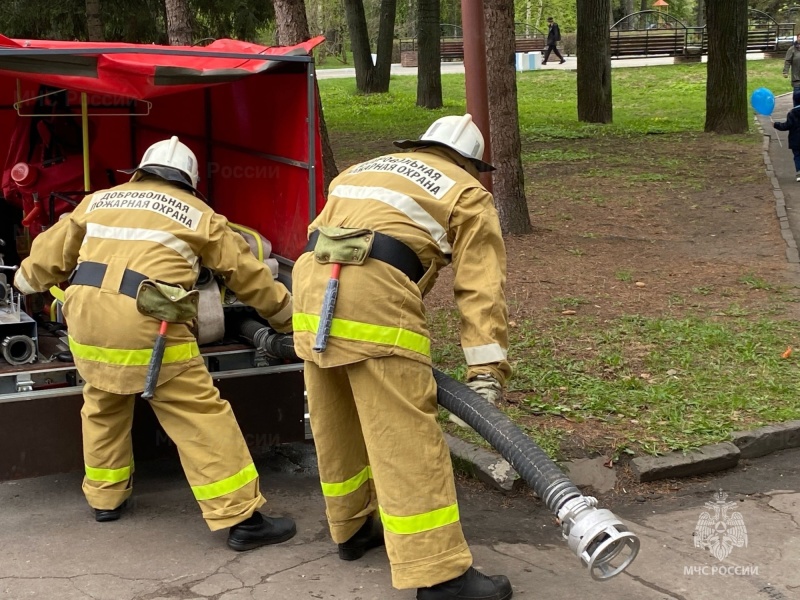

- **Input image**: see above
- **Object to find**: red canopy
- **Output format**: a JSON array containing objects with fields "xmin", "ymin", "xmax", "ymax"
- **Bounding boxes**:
[
  {"xmin": 0, "ymin": 35, "xmax": 324, "ymax": 100},
  {"xmin": 0, "ymin": 36, "xmax": 326, "ymax": 259}
]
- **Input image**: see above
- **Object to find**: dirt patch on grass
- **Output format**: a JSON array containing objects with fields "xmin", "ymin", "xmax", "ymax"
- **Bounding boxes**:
[{"xmin": 429, "ymin": 133, "xmax": 798, "ymax": 321}]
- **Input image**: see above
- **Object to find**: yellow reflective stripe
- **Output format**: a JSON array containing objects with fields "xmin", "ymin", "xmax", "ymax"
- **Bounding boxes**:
[
  {"xmin": 379, "ymin": 503, "xmax": 460, "ymax": 535},
  {"xmin": 191, "ymin": 463, "xmax": 259, "ymax": 501},
  {"xmin": 293, "ymin": 313, "xmax": 430, "ymax": 357},
  {"xmin": 85, "ymin": 464, "xmax": 131, "ymax": 484},
  {"xmin": 68, "ymin": 336, "xmax": 200, "ymax": 367},
  {"xmin": 320, "ymin": 465, "xmax": 372, "ymax": 497},
  {"xmin": 49, "ymin": 286, "xmax": 66, "ymax": 302}
]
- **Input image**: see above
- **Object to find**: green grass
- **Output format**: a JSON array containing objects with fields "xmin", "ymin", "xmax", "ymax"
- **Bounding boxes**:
[
  {"xmin": 321, "ymin": 58, "xmax": 800, "ymax": 459},
  {"xmin": 433, "ymin": 314, "xmax": 800, "ymax": 456},
  {"xmin": 320, "ymin": 58, "xmax": 790, "ymax": 153}
]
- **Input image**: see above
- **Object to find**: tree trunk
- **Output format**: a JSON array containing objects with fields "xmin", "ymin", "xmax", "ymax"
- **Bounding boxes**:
[
  {"xmin": 623, "ymin": 0, "xmax": 633, "ymax": 16},
  {"xmin": 273, "ymin": 0, "xmax": 340, "ymax": 191},
  {"xmin": 705, "ymin": 0, "xmax": 748, "ymax": 134},
  {"xmin": 577, "ymin": 0, "xmax": 612, "ymax": 124},
  {"xmin": 85, "ymin": 0, "xmax": 104, "ymax": 41},
  {"xmin": 165, "ymin": 0, "xmax": 193, "ymax": 45},
  {"xmin": 696, "ymin": 0, "xmax": 706, "ymax": 26},
  {"xmin": 416, "ymin": 0, "xmax": 442, "ymax": 108},
  {"xmin": 484, "ymin": 0, "xmax": 531, "ymax": 234},
  {"xmin": 373, "ymin": 0, "xmax": 398, "ymax": 90},
  {"xmin": 344, "ymin": 0, "xmax": 397, "ymax": 93}
]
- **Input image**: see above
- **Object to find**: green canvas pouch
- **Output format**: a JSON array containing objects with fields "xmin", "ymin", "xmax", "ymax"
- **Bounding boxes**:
[
  {"xmin": 313, "ymin": 226, "xmax": 374, "ymax": 265},
  {"xmin": 136, "ymin": 280, "xmax": 200, "ymax": 323}
]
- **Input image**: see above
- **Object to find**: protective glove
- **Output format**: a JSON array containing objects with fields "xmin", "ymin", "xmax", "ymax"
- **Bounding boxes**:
[{"xmin": 448, "ymin": 374, "xmax": 503, "ymax": 429}]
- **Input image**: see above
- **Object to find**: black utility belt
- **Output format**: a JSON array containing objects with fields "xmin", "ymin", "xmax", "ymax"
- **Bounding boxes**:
[
  {"xmin": 304, "ymin": 229, "xmax": 425, "ymax": 284},
  {"xmin": 69, "ymin": 261, "xmax": 148, "ymax": 299}
]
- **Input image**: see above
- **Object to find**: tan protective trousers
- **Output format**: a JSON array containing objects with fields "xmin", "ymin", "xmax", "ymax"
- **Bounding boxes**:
[
  {"xmin": 81, "ymin": 362, "xmax": 265, "ymax": 531},
  {"xmin": 305, "ymin": 355, "xmax": 473, "ymax": 589}
]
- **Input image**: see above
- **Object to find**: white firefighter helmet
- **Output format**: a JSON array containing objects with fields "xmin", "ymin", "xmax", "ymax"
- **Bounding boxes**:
[
  {"xmin": 394, "ymin": 114, "xmax": 494, "ymax": 172},
  {"xmin": 123, "ymin": 136, "xmax": 199, "ymax": 189}
]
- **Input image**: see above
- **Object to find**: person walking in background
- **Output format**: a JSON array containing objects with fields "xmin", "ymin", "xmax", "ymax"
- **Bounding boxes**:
[
  {"xmin": 774, "ymin": 98, "xmax": 800, "ymax": 182},
  {"xmin": 542, "ymin": 16, "xmax": 565, "ymax": 65},
  {"xmin": 783, "ymin": 34, "xmax": 800, "ymax": 106}
]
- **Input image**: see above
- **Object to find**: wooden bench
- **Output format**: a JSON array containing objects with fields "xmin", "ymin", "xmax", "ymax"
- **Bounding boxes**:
[
  {"xmin": 438, "ymin": 37, "xmax": 545, "ymax": 61},
  {"xmin": 610, "ymin": 28, "xmax": 780, "ymax": 59},
  {"xmin": 610, "ymin": 33, "xmax": 684, "ymax": 57}
]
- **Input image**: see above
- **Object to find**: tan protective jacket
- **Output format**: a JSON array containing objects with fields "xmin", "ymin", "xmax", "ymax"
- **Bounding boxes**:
[
  {"xmin": 292, "ymin": 147, "xmax": 511, "ymax": 385},
  {"xmin": 15, "ymin": 177, "xmax": 292, "ymax": 395}
]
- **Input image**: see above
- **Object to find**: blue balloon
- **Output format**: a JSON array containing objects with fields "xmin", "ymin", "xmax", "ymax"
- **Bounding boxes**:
[{"xmin": 751, "ymin": 87, "xmax": 776, "ymax": 116}]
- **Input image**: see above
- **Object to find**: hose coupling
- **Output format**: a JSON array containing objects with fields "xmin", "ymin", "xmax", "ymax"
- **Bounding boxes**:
[{"xmin": 557, "ymin": 496, "xmax": 640, "ymax": 580}]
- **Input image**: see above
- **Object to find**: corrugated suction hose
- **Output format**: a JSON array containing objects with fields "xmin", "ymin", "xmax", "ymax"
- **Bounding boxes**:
[{"xmin": 237, "ymin": 324, "xmax": 640, "ymax": 579}]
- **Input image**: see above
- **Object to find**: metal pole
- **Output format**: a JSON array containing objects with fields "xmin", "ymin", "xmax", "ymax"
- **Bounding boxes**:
[
  {"xmin": 307, "ymin": 60, "xmax": 317, "ymax": 222},
  {"xmin": 81, "ymin": 93, "xmax": 91, "ymax": 191},
  {"xmin": 461, "ymin": 0, "xmax": 492, "ymax": 191}
]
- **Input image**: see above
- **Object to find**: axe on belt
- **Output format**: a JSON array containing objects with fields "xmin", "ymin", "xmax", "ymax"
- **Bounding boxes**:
[
  {"xmin": 312, "ymin": 263, "xmax": 341, "ymax": 353},
  {"xmin": 135, "ymin": 280, "xmax": 200, "ymax": 400}
]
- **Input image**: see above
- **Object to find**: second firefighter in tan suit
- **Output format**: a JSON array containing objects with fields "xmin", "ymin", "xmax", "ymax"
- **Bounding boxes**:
[
  {"xmin": 15, "ymin": 137, "xmax": 297, "ymax": 551},
  {"xmin": 292, "ymin": 115, "xmax": 513, "ymax": 600}
]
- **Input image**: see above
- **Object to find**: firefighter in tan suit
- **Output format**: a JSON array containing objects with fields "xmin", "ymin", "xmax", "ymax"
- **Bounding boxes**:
[
  {"xmin": 292, "ymin": 115, "xmax": 513, "ymax": 600},
  {"xmin": 15, "ymin": 137, "xmax": 296, "ymax": 551}
]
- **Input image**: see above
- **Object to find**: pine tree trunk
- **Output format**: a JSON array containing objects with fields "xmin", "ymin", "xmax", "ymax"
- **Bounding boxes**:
[
  {"xmin": 577, "ymin": 0, "xmax": 612, "ymax": 123},
  {"xmin": 344, "ymin": 0, "xmax": 396, "ymax": 94},
  {"xmin": 85, "ymin": 0, "xmax": 104, "ymax": 41},
  {"xmin": 484, "ymin": 0, "xmax": 531, "ymax": 234},
  {"xmin": 416, "ymin": 0, "xmax": 442, "ymax": 108},
  {"xmin": 272, "ymin": 0, "xmax": 340, "ymax": 191},
  {"xmin": 165, "ymin": 0, "xmax": 193, "ymax": 46},
  {"xmin": 705, "ymin": 0, "xmax": 747, "ymax": 134}
]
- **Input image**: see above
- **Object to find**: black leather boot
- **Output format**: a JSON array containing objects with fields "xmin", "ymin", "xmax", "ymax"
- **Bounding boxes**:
[
  {"xmin": 227, "ymin": 512, "xmax": 297, "ymax": 551},
  {"xmin": 416, "ymin": 567, "xmax": 513, "ymax": 600},
  {"xmin": 338, "ymin": 516, "xmax": 385, "ymax": 561},
  {"xmin": 95, "ymin": 500, "xmax": 127, "ymax": 523}
]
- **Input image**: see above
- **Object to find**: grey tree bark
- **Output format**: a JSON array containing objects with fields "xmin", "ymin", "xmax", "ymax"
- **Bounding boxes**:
[
  {"xmin": 272, "ymin": 0, "xmax": 340, "ymax": 191},
  {"xmin": 86, "ymin": 0, "xmax": 104, "ymax": 41},
  {"xmin": 577, "ymin": 0, "xmax": 613, "ymax": 123},
  {"xmin": 484, "ymin": 0, "xmax": 532, "ymax": 234},
  {"xmin": 343, "ymin": 0, "xmax": 398, "ymax": 93},
  {"xmin": 696, "ymin": 0, "xmax": 706, "ymax": 26},
  {"xmin": 416, "ymin": 0, "xmax": 442, "ymax": 108},
  {"xmin": 704, "ymin": 0, "xmax": 748, "ymax": 134},
  {"xmin": 165, "ymin": 0, "xmax": 193, "ymax": 45}
]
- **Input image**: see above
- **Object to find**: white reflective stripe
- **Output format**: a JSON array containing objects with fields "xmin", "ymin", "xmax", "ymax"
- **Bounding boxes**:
[
  {"xmin": 13, "ymin": 270, "xmax": 37, "ymax": 295},
  {"xmin": 331, "ymin": 184, "xmax": 452, "ymax": 254},
  {"xmin": 85, "ymin": 224, "xmax": 199, "ymax": 272},
  {"xmin": 463, "ymin": 343, "xmax": 508, "ymax": 365}
]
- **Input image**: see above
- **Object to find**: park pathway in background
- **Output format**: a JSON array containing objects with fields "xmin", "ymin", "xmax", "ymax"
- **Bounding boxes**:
[
  {"xmin": 759, "ymin": 92, "xmax": 800, "ymax": 271},
  {"xmin": 316, "ymin": 53, "xmax": 771, "ymax": 80}
]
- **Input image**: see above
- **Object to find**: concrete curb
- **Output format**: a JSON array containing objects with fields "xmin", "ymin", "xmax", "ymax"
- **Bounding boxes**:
[
  {"xmin": 754, "ymin": 114, "xmax": 800, "ymax": 265},
  {"xmin": 445, "ymin": 433, "xmax": 521, "ymax": 492},
  {"xmin": 450, "ymin": 419, "xmax": 800, "ymax": 487}
]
